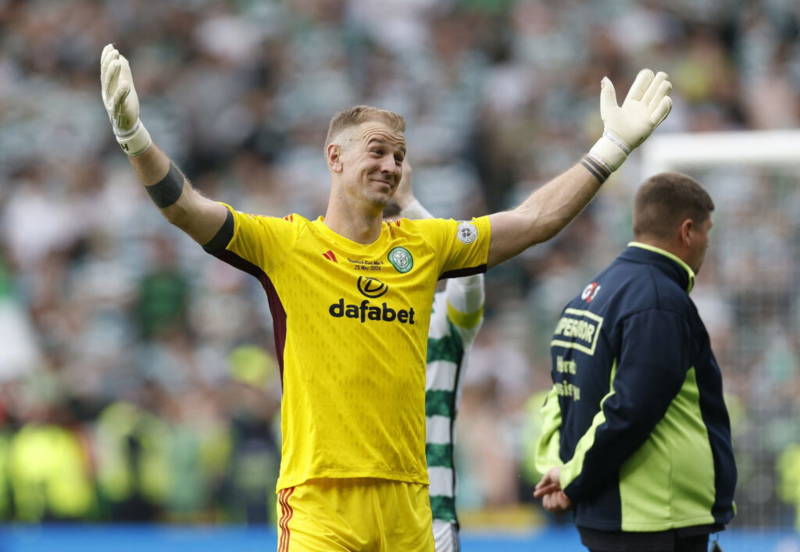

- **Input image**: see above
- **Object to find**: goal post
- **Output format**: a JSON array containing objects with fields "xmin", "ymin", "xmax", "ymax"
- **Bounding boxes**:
[{"xmin": 641, "ymin": 130, "xmax": 800, "ymax": 175}]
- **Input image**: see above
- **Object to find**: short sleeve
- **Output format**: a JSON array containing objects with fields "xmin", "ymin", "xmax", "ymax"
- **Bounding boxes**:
[
  {"xmin": 415, "ymin": 216, "xmax": 491, "ymax": 279},
  {"xmin": 207, "ymin": 203, "xmax": 299, "ymax": 274}
]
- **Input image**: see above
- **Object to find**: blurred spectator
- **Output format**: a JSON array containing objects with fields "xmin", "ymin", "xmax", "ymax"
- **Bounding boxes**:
[
  {"xmin": 133, "ymin": 235, "xmax": 191, "ymax": 339},
  {"xmin": 94, "ymin": 397, "xmax": 169, "ymax": 521}
]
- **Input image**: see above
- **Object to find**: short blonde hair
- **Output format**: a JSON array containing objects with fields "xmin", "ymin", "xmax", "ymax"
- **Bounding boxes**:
[{"xmin": 325, "ymin": 105, "xmax": 406, "ymax": 146}]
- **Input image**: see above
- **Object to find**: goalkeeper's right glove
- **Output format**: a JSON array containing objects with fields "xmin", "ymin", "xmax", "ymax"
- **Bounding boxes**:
[
  {"xmin": 588, "ymin": 69, "xmax": 672, "ymax": 174},
  {"xmin": 100, "ymin": 44, "xmax": 152, "ymax": 156}
]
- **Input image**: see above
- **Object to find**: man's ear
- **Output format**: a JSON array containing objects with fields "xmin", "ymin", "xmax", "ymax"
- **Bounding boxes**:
[
  {"xmin": 327, "ymin": 143, "xmax": 343, "ymax": 173},
  {"xmin": 678, "ymin": 218, "xmax": 693, "ymax": 246}
]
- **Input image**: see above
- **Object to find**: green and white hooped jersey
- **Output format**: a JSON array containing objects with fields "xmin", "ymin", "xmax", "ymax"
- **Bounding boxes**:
[{"xmin": 425, "ymin": 276, "xmax": 484, "ymax": 525}]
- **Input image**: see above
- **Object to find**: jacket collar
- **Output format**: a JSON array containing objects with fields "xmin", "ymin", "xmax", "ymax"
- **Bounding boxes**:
[{"xmin": 623, "ymin": 242, "xmax": 695, "ymax": 293}]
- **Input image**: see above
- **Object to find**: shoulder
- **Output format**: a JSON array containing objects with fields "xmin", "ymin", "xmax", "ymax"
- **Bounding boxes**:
[
  {"xmin": 615, "ymin": 261, "xmax": 692, "ymax": 315},
  {"xmin": 395, "ymin": 216, "xmax": 490, "ymax": 250},
  {"xmin": 396, "ymin": 216, "xmax": 489, "ymax": 234},
  {"xmin": 389, "ymin": 217, "xmax": 442, "ymax": 235},
  {"xmin": 383, "ymin": 218, "xmax": 443, "ymax": 251},
  {"xmin": 227, "ymin": 209, "xmax": 309, "ymax": 248},
  {"xmin": 252, "ymin": 212, "xmax": 313, "ymax": 235},
  {"xmin": 228, "ymin": 207, "xmax": 311, "ymax": 227}
]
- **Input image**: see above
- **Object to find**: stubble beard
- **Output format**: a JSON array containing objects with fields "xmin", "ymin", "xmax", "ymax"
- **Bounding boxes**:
[{"xmin": 363, "ymin": 175, "xmax": 395, "ymax": 208}]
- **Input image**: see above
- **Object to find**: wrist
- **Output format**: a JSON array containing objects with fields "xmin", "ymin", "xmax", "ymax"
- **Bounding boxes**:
[
  {"xmin": 115, "ymin": 119, "xmax": 152, "ymax": 156},
  {"xmin": 588, "ymin": 130, "xmax": 631, "ymax": 173}
]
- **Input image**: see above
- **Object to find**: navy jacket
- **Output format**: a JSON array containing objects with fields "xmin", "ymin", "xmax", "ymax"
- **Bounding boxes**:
[{"xmin": 537, "ymin": 243, "xmax": 736, "ymax": 532}]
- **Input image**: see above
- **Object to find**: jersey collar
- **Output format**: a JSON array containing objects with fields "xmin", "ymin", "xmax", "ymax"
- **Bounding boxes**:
[
  {"xmin": 315, "ymin": 216, "xmax": 389, "ymax": 251},
  {"xmin": 626, "ymin": 242, "xmax": 696, "ymax": 293}
]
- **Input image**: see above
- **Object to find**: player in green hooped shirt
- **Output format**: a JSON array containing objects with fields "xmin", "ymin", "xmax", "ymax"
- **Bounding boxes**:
[{"xmin": 387, "ymin": 163, "xmax": 484, "ymax": 552}]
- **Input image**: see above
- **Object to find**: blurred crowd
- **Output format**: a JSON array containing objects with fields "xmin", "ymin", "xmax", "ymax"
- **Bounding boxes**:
[{"xmin": 1, "ymin": 0, "xmax": 800, "ymax": 528}]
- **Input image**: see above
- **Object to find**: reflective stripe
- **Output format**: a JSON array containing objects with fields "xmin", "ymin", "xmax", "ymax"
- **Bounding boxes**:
[{"xmin": 561, "ymin": 360, "xmax": 617, "ymax": 489}]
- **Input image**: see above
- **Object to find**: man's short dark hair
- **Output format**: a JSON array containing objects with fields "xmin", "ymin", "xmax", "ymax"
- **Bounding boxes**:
[{"xmin": 633, "ymin": 172, "xmax": 715, "ymax": 240}]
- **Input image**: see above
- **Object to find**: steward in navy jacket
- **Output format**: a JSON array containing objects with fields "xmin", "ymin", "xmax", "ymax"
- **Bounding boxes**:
[{"xmin": 536, "ymin": 242, "xmax": 736, "ymax": 533}]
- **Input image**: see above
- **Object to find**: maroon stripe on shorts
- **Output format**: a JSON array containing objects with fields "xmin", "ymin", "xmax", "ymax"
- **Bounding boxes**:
[{"xmin": 278, "ymin": 487, "xmax": 296, "ymax": 552}]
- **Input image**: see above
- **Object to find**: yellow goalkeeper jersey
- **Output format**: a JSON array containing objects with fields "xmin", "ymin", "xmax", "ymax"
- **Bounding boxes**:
[{"xmin": 207, "ymin": 206, "xmax": 491, "ymax": 490}]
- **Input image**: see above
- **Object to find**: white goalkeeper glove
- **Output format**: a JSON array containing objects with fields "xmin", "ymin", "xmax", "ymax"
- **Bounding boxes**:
[
  {"xmin": 588, "ymin": 69, "xmax": 672, "ymax": 173},
  {"xmin": 100, "ymin": 44, "xmax": 152, "ymax": 156}
]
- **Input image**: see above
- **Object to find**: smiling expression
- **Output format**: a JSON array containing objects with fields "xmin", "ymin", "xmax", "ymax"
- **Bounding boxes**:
[{"xmin": 334, "ymin": 121, "xmax": 407, "ymax": 208}]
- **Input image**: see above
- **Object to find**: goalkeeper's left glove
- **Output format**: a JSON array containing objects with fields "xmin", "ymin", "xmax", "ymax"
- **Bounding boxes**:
[
  {"xmin": 100, "ymin": 43, "xmax": 152, "ymax": 156},
  {"xmin": 588, "ymin": 69, "xmax": 672, "ymax": 174}
]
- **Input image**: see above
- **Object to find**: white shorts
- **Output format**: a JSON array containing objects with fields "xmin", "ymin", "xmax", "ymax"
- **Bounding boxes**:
[{"xmin": 432, "ymin": 519, "xmax": 459, "ymax": 552}]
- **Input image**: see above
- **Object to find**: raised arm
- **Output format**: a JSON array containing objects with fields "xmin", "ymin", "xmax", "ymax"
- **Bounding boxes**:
[
  {"xmin": 100, "ymin": 44, "xmax": 227, "ymax": 245},
  {"xmin": 487, "ymin": 69, "xmax": 672, "ymax": 267}
]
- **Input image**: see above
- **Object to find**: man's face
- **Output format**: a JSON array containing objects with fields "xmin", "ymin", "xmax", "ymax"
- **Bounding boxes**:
[
  {"xmin": 688, "ymin": 215, "xmax": 713, "ymax": 274},
  {"xmin": 337, "ymin": 121, "xmax": 406, "ymax": 207}
]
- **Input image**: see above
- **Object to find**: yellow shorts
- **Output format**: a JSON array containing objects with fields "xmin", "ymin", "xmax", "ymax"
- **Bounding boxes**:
[{"xmin": 276, "ymin": 477, "xmax": 434, "ymax": 552}]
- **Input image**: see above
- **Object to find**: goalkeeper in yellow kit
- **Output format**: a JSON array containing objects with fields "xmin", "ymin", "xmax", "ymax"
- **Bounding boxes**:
[{"xmin": 100, "ymin": 43, "xmax": 672, "ymax": 551}]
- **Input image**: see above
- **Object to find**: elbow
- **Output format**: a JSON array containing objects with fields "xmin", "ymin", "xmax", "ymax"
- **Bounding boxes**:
[{"xmin": 159, "ymin": 186, "xmax": 202, "ymax": 231}]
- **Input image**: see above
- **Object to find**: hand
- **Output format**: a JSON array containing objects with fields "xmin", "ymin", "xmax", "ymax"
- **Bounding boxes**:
[
  {"xmin": 589, "ymin": 69, "xmax": 672, "ymax": 172},
  {"xmin": 393, "ymin": 159, "xmax": 415, "ymax": 209},
  {"xmin": 542, "ymin": 490, "xmax": 573, "ymax": 513},
  {"xmin": 533, "ymin": 466, "xmax": 573, "ymax": 513},
  {"xmin": 100, "ymin": 44, "xmax": 152, "ymax": 155},
  {"xmin": 533, "ymin": 466, "xmax": 562, "ymax": 499}
]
